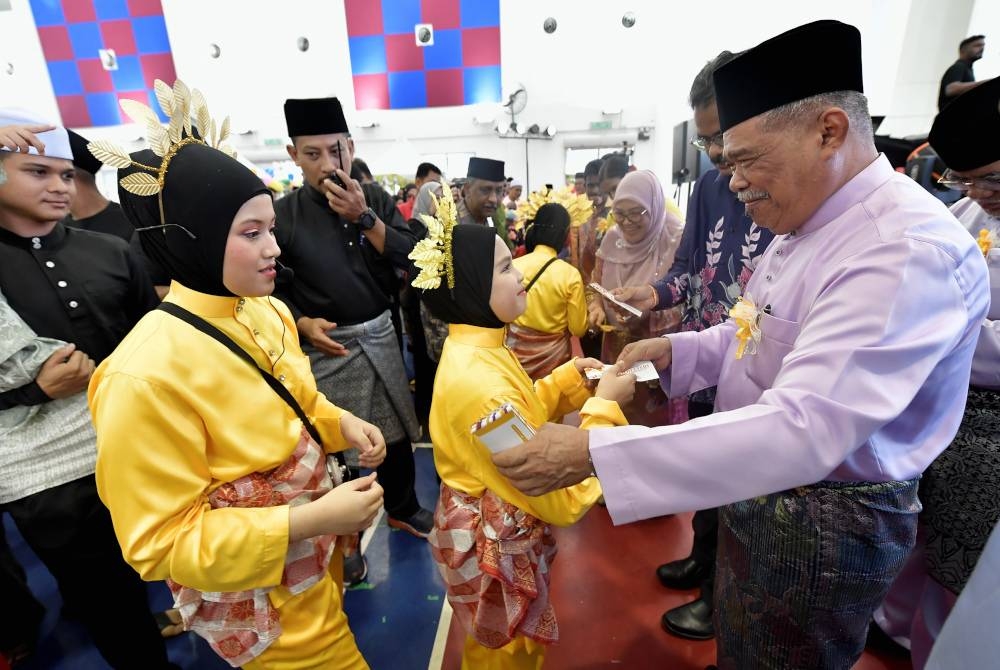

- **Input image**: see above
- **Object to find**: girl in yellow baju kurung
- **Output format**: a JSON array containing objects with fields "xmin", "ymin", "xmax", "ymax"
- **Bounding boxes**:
[
  {"xmin": 411, "ymin": 220, "xmax": 635, "ymax": 670},
  {"xmin": 87, "ymin": 85, "xmax": 385, "ymax": 670},
  {"xmin": 507, "ymin": 203, "xmax": 588, "ymax": 380}
]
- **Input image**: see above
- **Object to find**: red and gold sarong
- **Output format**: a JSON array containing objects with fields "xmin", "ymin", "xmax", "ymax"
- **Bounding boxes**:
[
  {"xmin": 428, "ymin": 483, "xmax": 558, "ymax": 649},
  {"xmin": 168, "ymin": 429, "xmax": 353, "ymax": 667},
  {"xmin": 505, "ymin": 323, "xmax": 572, "ymax": 381}
]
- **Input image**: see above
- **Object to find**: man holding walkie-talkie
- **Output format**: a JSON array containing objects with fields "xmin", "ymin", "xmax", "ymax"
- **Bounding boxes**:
[{"xmin": 274, "ymin": 98, "xmax": 434, "ymax": 585}]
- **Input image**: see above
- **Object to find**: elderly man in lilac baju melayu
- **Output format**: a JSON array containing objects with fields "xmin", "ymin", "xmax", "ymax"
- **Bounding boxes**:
[{"xmin": 493, "ymin": 20, "xmax": 990, "ymax": 670}]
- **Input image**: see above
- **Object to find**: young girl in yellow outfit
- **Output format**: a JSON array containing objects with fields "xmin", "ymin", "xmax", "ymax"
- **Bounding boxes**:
[
  {"xmin": 87, "ymin": 82, "xmax": 384, "ymax": 669},
  {"xmin": 410, "ymin": 197, "xmax": 635, "ymax": 669}
]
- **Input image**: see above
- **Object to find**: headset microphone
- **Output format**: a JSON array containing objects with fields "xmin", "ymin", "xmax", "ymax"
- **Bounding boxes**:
[{"xmin": 275, "ymin": 259, "xmax": 295, "ymax": 284}]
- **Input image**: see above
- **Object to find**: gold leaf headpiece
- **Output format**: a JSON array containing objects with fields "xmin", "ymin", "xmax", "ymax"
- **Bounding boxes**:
[
  {"xmin": 408, "ymin": 185, "xmax": 458, "ymax": 291},
  {"xmin": 87, "ymin": 79, "xmax": 236, "ymax": 199},
  {"xmin": 517, "ymin": 186, "xmax": 593, "ymax": 230}
]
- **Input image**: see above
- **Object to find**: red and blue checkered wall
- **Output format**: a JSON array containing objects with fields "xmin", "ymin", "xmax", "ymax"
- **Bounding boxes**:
[
  {"xmin": 29, "ymin": 0, "xmax": 176, "ymax": 127},
  {"xmin": 345, "ymin": 0, "xmax": 501, "ymax": 110}
]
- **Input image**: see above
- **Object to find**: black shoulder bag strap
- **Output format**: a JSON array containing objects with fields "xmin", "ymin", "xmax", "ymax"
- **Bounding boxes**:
[
  {"xmin": 524, "ymin": 257, "xmax": 559, "ymax": 293},
  {"xmin": 157, "ymin": 302, "xmax": 349, "ymax": 477}
]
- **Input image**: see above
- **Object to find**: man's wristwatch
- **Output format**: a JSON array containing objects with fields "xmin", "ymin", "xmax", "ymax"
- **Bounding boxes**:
[{"xmin": 354, "ymin": 207, "xmax": 378, "ymax": 231}]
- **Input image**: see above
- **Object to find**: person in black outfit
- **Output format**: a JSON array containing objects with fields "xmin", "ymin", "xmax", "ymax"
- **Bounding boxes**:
[
  {"xmin": 938, "ymin": 34, "xmax": 985, "ymax": 111},
  {"xmin": 63, "ymin": 128, "xmax": 171, "ymax": 298},
  {"xmin": 0, "ymin": 116, "xmax": 175, "ymax": 669},
  {"xmin": 274, "ymin": 97, "xmax": 433, "ymax": 544},
  {"xmin": 63, "ymin": 129, "xmax": 133, "ymax": 241}
]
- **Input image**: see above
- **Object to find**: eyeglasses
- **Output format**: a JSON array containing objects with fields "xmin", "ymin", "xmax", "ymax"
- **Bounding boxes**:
[
  {"xmin": 690, "ymin": 132, "xmax": 724, "ymax": 153},
  {"xmin": 611, "ymin": 207, "xmax": 648, "ymax": 223},
  {"xmin": 937, "ymin": 169, "xmax": 1000, "ymax": 192}
]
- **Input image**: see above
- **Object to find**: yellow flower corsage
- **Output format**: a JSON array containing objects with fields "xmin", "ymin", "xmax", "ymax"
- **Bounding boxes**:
[
  {"xmin": 729, "ymin": 294, "xmax": 765, "ymax": 359},
  {"xmin": 596, "ymin": 211, "xmax": 616, "ymax": 235},
  {"xmin": 408, "ymin": 185, "xmax": 457, "ymax": 290},
  {"xmin": 977, "ymin": 228, "xmax": 996, "ymax": 258}
]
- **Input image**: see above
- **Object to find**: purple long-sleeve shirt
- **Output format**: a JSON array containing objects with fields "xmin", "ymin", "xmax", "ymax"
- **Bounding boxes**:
[{"xmin": 590, "ymin": 156, "xmax": 991, "ymax": 525}]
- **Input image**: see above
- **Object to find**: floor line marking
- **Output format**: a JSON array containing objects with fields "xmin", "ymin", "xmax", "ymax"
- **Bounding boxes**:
[
  {"xmin": 427, "ymin": 598, "xmax": 453, "ymax": 670},
  {"xmin": 361, "ymin": 507, "xmax": 383, "ymax": 555}
]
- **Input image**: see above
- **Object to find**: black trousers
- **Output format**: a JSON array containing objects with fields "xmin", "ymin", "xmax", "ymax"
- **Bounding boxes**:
[
  {"xmin": 687, "ymin": 399, "xmax": 718, "ymax": 603},
  {"xmin": 1, "ymin": 476, "xmax": 174, "ymax": 670},
  {"xmin": 0, "ymin": 518, "xmax": 45, "ymax": 652},
  {"xmin": 400, "ymin": 284, "xmax": 437, "ymax": 431},
  {"xmin": 378, "ymin": 438, "xmax": 421, "ymax": 520}
]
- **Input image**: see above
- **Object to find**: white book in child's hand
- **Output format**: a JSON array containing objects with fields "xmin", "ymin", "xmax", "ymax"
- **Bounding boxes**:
[
  {"xmin": 471, "ymin": 403, "xmax": 536, "ymax": 454},
  {"xmin": 585, "ymin": 360, "xmax": 659, "ymax": 382},
  {"xmin": 588, "ymin": 282, "xmax": 644, "ymax": 318}
]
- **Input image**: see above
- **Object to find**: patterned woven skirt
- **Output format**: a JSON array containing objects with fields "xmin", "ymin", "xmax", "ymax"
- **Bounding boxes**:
[
  {"xmin": 505, "ymin": 324, "xmax": 572, "ymax": 382},
  {"xmin": 715, "ymin": 478, "xmax": 920, "ymax": 670},
  {"xmin": 921, "ymin": 386, "xmax": 1000, "ymax": 594}
]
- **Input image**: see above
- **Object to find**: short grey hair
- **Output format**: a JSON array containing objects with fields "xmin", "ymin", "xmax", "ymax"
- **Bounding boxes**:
[
  {"xmin": 688, "ymin": 50, "xmax": 742, "ymax": 110},
  {"xmin": 760, "ymin": 90, "xmax": 874, "ymax": 138}
]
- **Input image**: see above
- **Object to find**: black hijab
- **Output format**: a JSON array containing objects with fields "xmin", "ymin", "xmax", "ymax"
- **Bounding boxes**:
[
  {"xmin": 118, "ymin": 144, "xmax": 269, "ymax": 296},
  {"xmin": 420, "ymin": 224, "xmax": 504, "ymax": 328},
  {"xmin": 524, "ymin": 202, "xmax": 570, "ymax": 253}
]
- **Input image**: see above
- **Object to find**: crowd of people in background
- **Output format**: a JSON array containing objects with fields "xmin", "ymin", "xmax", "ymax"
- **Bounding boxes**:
[{"xmin": 0, "ymin": 19, "xmax": 997, "ymax": 670}]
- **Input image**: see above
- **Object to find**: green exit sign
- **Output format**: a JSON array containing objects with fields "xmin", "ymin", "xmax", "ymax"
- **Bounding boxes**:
[
  {"xmin": 263, "ymin": 138, "xmax": 285, "ymax": 147},
  {"xmin": 590, "ymin": 120, "xmax": 612, "ymax": 130}
]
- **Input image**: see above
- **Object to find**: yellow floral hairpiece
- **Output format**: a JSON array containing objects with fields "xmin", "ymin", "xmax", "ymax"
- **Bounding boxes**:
[
  {"xmin": 977, "ymin": 228, "xmax": 996, "ymax": 258},
  {"xmin": 409, "ymin": 185, "xmax": 457, "ymax": 290},
  {"xmin": 86, "ymin": 79, "xmax": 236, "ymax": 199},
  {"xmin": 517, "ymin": 186, "xmax": 593, "ymax": 230}
]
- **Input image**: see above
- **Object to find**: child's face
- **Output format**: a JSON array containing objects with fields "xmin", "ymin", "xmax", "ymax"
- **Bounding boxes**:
[
  {"xmin": 222, "ymin": 193, "xmax": 280, "ymax": 297},
  {"xmin": 488, "ymin": 236, "xmax": 526, "ymax": 322}
]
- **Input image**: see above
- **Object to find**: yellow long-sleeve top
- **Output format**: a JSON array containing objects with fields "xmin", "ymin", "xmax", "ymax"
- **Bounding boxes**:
[
  {"xmin": 512, "ymin": 245, "xmax": 588, "ymax": 337},
  {"xmin": 430, "ymin": 324, "xmax": 627, "ymax": 526},
  {"xmin": 88, "ymin": 281, "xmax": 350, "ymax": 593}
]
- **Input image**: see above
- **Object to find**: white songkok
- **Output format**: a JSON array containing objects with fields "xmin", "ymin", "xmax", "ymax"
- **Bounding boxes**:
[{"xmin": 0, "ymin": 108, "xmax": 72, "ymax": 160}]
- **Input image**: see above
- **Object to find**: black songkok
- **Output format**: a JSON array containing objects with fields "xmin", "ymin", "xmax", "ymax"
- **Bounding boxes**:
[
  {"xmin": 67, "ymin": 129, "xmax": 103, "ymax": 175},
  {"xmin": 714, "ymin": 20, "xmax": 864, "ymax": 132},
  {"xmin": 929, "ymin": 76, "xmax": 1000, "ymax": 171},
  {"xmin": 284, "ymin": 97, "xmax": 350, "ymax": 137},
  {"xmin": 420, "ymin": 224, "xmax": 504, "ymax": 329},
  {"xmin": 118, "ymin": 144, "xmax": 269, "ymax": 297},
  {"xmin": 467, "ymin": 157, "xmax": 505, "ymax": 182}
]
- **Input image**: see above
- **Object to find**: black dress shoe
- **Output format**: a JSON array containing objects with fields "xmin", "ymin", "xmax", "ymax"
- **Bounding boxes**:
[
  {"xmin": 660, "ymin": 597, "xmax": 715, "ymax": 640},
  {"xmin": 656, "ymin": 557, "xmax": 710, "ymax": 590}
]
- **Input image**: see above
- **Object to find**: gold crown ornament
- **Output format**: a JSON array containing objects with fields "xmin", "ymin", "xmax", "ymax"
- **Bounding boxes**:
[
  {"xmin": 516, "ymin": 186, "xmax": 593, "ymax": 230},
  {"xmin": 408, "ymin": 184, "xmax": 458, "ymax": 291},
  {"xmin": 86, "ymin": 79, "xmax": 235, "ymax": 222}
]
